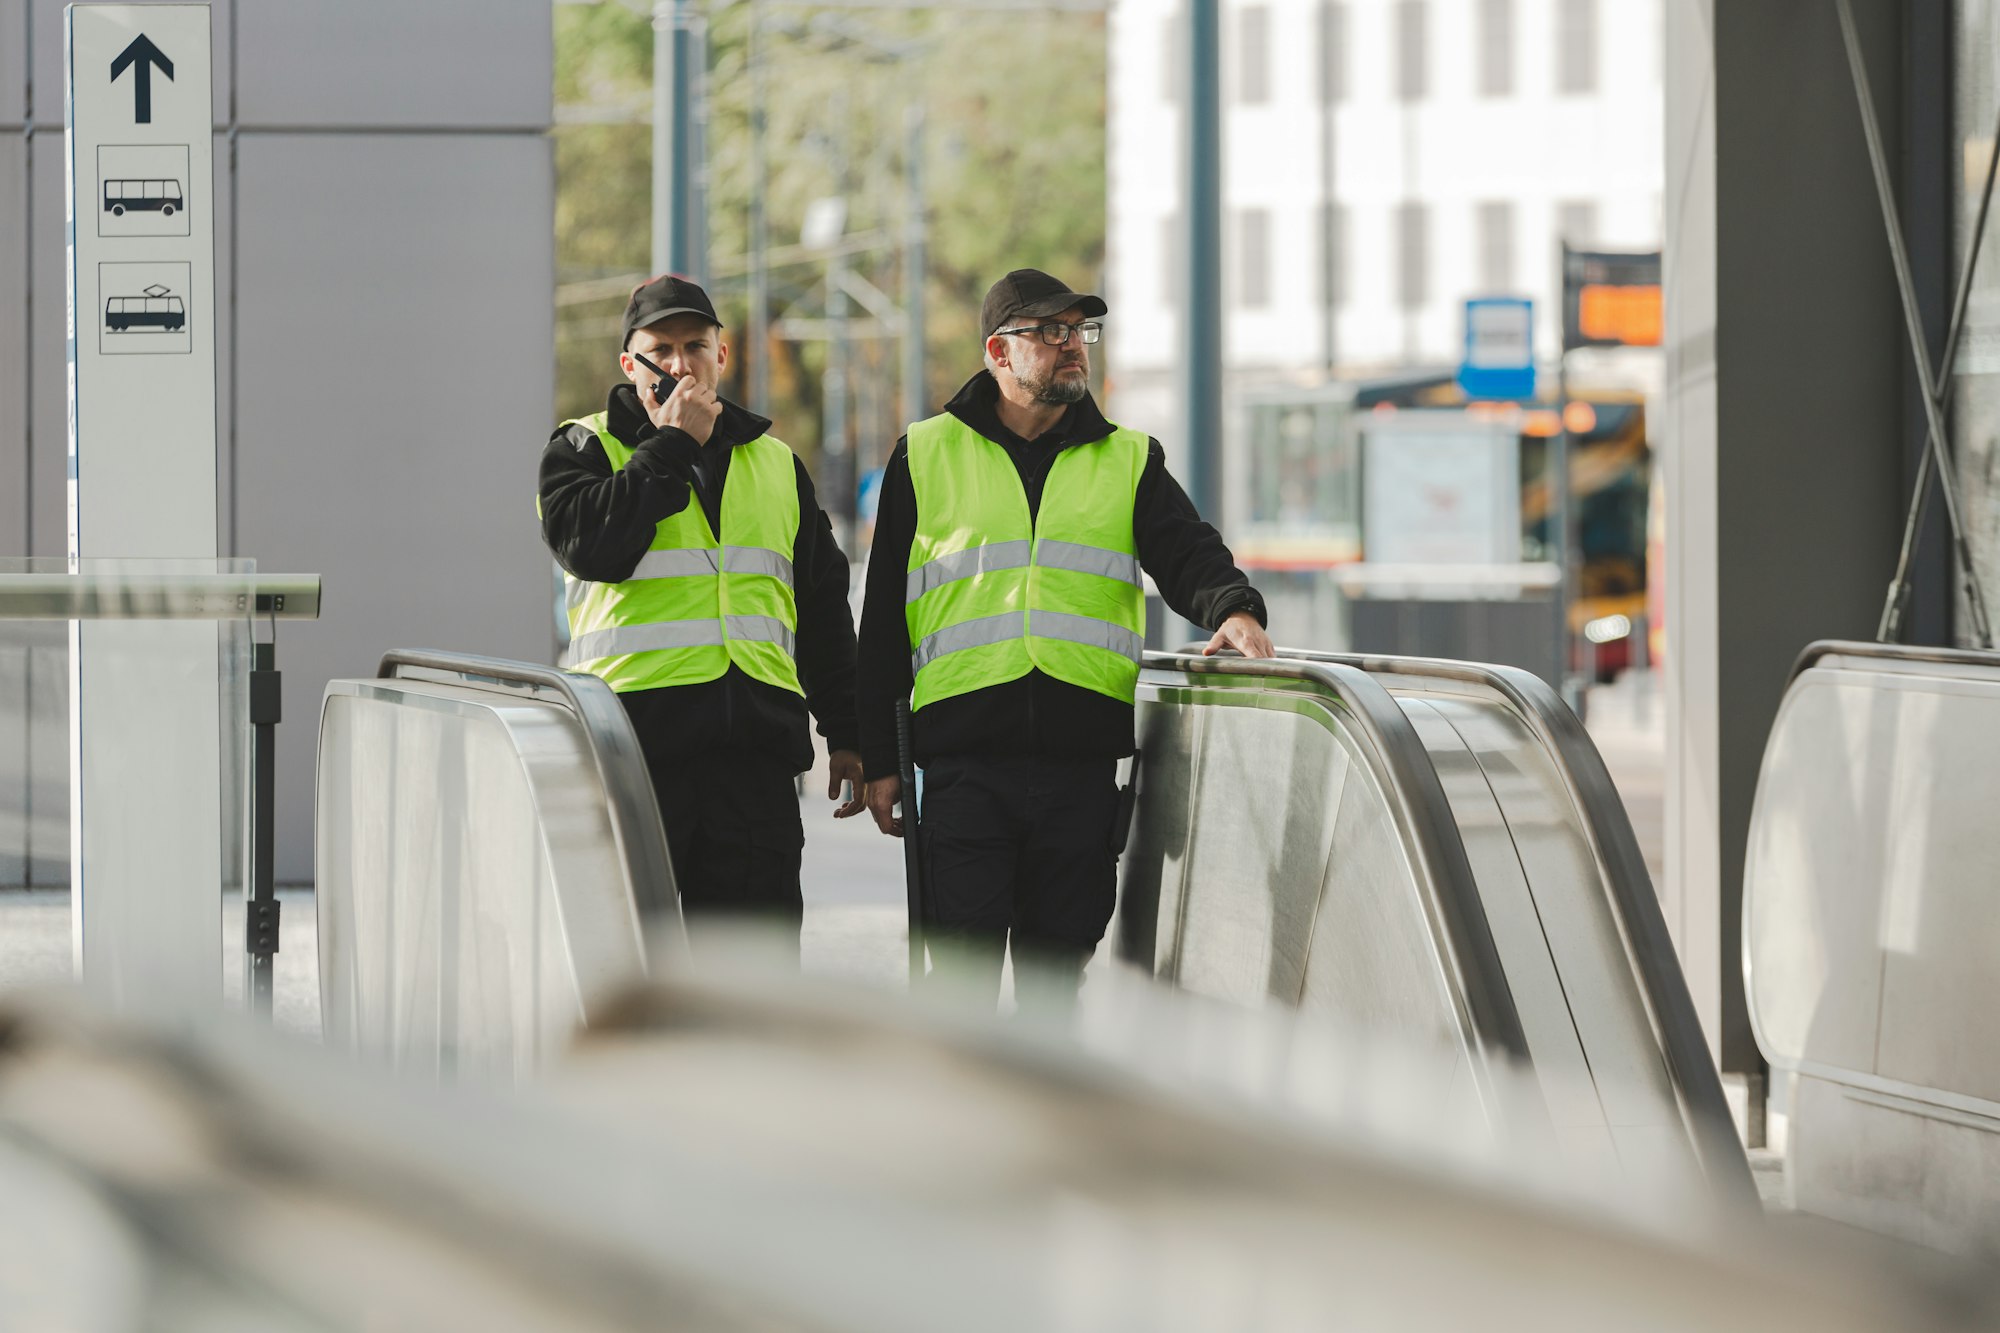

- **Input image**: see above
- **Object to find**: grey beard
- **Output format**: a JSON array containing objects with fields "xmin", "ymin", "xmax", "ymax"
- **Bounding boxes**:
[{"xmin": 1023, "ymin": 364, "xmax": 1088, "ymax": 405}]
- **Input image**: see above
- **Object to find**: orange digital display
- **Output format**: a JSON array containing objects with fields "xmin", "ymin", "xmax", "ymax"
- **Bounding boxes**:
[{"xmin": 1577, "ymin": 283, "xmax": 1663, "ymax": 346}]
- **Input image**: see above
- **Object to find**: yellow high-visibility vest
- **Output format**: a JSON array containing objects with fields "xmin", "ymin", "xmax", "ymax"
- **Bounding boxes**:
[
  {"xmin": 904, "ymin": 412, "xmax": 1147, "ymax": 710},
  {"xmin": 560, "ymin": 411, "xmax": 802, "ymax": 695}
]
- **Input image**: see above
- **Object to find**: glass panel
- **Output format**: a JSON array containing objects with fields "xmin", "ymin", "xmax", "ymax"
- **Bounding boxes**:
[{"xmin": 0, "ymin": 557, "xmax": 254, "ymax": 1003}]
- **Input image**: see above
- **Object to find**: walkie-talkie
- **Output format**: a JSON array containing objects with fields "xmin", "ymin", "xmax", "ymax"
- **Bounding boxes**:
[{"xmin": 628, "ymin": 349, "xmax": 679, "ymax": 405}]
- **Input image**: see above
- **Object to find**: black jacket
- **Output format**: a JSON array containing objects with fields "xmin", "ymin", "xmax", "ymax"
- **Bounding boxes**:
[
  {"xmin": 857, "ymin": 372, "xmax": 1265, "ymax": 780},
  {"xmin": 539, "ymin": 383, "xmax": 858, "ymax": 773}
]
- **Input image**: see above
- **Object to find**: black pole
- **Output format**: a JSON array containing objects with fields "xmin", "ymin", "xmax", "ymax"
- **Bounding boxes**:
[
  {"xmin": 895, "ymin": 698, "xmax": 923, "ymax": 983},
  {"xmin": 246, "ymin": 636, "xmax": 281, "ymax": 1016}
]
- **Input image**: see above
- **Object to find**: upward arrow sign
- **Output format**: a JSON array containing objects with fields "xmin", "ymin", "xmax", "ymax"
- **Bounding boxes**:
[{"xmin": 109, "ymin": 34, "xmax": 173, "ymax": 124}]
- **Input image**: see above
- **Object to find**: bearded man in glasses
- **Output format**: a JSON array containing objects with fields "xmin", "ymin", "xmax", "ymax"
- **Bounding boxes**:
[{"xmin": 856, "ymin": 267, "xmax": 1272, "ymax": 1013}]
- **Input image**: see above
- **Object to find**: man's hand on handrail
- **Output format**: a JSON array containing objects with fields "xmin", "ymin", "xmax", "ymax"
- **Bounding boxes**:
[{"xmin": 1202, "ymin": 610, "xmax": 1274, "ymax": 660}]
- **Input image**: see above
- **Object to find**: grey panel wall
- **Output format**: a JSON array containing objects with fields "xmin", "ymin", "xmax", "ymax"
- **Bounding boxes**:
[
  {"xmin": 235, "ymin": 0, "xmax": 550, "ymax": 130},
  {"xmin": 2, "ymin": 1, "xmax": 554, "ymax": 886},
  {"xmin": 26, "ymin": 134, "xmax": 61, "ymax": 558},
  {"xmin": 1, "ymin": 135, "xmax": 24, "ymax": 559},
  {"xmin": 236, "ymin": 132, "xmax": 554, "ymax": 882},
  {"xmin": 1, "ymin": 1, "xmax": 25, "ymax": 130}
]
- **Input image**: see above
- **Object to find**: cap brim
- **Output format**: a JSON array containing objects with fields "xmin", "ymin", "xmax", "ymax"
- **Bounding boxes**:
[
  {"xmin": 631, "ymin": 305, "xmax": 724, "ymax": 331},
  {"xmin": 1010, "ymin": 291, "xmax": 1107, "ymax": 323}
]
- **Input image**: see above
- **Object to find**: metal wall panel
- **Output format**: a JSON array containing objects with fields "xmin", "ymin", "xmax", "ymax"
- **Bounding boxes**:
[
  {"xmin": 235, "ymin": 133, "xmax": 554, "ymax": 883},
  {"xmin": 1, "ymin": 134, "xmax": 26, "ymax": 557},
  {"xmin": 0, "ymin": 0, "xmax": 25, "ymax": 129},
  {"xmin": 235, "ymin": 0, "xmax": 549, "ymax": 130},
  {"xmin": 211, "ymin": 127, "xmax": 233, "ymax": 550},
  {"xmin": 0, "ymin": 133, "xmax": 23, "ymax": 886},
  {"xmin": 26, "ymin": 128, "xmax": 61, "ymax": 558},
  {"xmin": 29, "ymin": 0, "xmax": 230, "ymax": 129}
]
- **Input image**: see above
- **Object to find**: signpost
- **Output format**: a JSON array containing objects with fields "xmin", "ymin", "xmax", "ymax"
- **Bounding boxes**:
[
  {"xmin": 66, "ymin": 4, "xmax": 221, "ymax": 1009},
  {"xmin": 1457, "ymin": 297, "xmax": 1536, "ymax": 402}
]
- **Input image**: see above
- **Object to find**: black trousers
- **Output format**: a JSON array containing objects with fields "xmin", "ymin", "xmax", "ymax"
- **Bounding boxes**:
[
  {"xmin": 640, "ymin": 748, "xmax": 805, "ymax": 963},
  {"xmin": 919, "ymin": 754, "xmax": 1121, "ymax": 1012}
]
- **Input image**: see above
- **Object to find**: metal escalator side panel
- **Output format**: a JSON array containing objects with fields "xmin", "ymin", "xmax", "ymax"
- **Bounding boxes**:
[
  {"xmin": 1295, "ymin": 727, "xmax": 1459, "ymax": 1054},
  {"xmin": 1272, "ymin": 647, "xmax": 1754, "ymax": 1199},
  {"xmin": 1116, "ymin": 695, "xmax": 1201, "ymax": 980},
  {"xmin": 1394, "ymin": 699, "xmax": 1619, "ymax": 1165},
  {"xmin": 1129, "ymin": 654, "xmax": 1530, "ymax": 1071},
  {"xmin": 1414, "ymin": 694, "xmax": 1704, "ymax": 1194},
  {"xmin": 1471, "ymin": 663, "xmax": 1752, "ymax": 1200},
  {"xmin": 1166, "ymin": 689, "xmax": 1352, "ymax": 1007},
  {"xmin": 376, "ymin": 649, "xmax": 682, "ymax": 933},
  {"xmin": 316, "ymin": 678, "xmax": 648, "ymax": 1078}
]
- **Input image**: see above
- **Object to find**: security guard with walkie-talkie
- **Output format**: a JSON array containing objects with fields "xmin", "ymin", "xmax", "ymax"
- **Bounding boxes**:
[
  {"xmin": 540, "ymin": 274, "xmax": 866, "ymax": 960},
  {"xmin": 858, "ymin": 268, "xmax": 1272, "ymax": 1013}
]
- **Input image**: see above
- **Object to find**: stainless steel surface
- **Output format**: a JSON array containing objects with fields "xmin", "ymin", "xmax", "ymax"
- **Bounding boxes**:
[
  {"xmin": 1118, "ymin": 651, "xmax": 1529, "ymax": 1079},
  {"xmin": 0, "ymin": 571, "xmax": 322, "ymax": 619},
  {"xmin": 1788, "ymin": 636, "xmax": 2000, "ymax": 683},
  {"xmin": 1280, "ymin": 647, "xmax": 1751, "ymax": 1198},
  {"xmin": 377, "ymin": 650, "xmax": 678, "ymax": 923},
  {"xmin": 1747, "ymin": 639, "xmax": 2000, "ymax": 1250},
  {"xmin": 317, "ymin": 653, "xmax": 681, "ymax": 1077}
]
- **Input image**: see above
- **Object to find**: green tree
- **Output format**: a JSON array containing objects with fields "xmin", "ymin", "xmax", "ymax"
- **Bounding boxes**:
[{"xmin": 553, "ymin": 1, "xmax": 1106, "ymax": 525}]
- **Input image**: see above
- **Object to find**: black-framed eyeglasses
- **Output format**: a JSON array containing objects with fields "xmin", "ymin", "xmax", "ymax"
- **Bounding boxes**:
[{"xmin": 994, "ymin": 319, "xmax": 1102, "ymax": 346}]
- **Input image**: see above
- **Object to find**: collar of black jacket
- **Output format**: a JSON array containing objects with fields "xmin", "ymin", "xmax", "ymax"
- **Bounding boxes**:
[
  {"xmin": 942, "ymin": 371, "xmax": 1115, "ymax": 449},
  {"xmin": 606, "ymin": 381, "xmax": 774, "ymax": 449}
]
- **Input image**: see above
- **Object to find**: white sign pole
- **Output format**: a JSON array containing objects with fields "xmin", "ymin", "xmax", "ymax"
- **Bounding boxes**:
[{"xmin": 65, "ymin": 4, "xmax": 222, "ymax": 1009}]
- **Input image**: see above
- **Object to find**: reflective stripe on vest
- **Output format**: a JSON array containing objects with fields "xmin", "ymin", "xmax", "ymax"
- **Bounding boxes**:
[
  {"xmin": 911, "ymin": 609, "xmax": 1145, "ymax": 675},
  {"xmin": 558, "ymin": 411, "xmax": 803, "ymax": 696},
  {"xmin": 903, "ymin": 412, "xmax": 1148, "ymax": 710},
  {"xmin": 569, "ymin": 614, "xmax": 797, "ymax": 665}
]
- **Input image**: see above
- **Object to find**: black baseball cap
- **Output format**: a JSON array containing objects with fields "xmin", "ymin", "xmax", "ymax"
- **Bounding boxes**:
[
  {"xmin": 622, "ymin": 273, "xmax": 722, "ymax": 347},
  {"xmin": 980, "ymin": 268, "xmax": 1107, "ymax": 339}
]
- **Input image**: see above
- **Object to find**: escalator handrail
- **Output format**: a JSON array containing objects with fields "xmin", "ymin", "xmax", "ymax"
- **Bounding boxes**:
[
  {"xmin": 1788, "ymin": 637, "xmax": 2000, "ymax": 685},
  {"xmin": 1275, "ymin": 646, "xmax": 1753, "ymax": 1198},
  {"xmin": 1142, "ymin": 651, "xmax": 1531, "ymax": 1066},
  {"xmin": 374, "ymin": 649, "xmax": 678, "ymax": 921}
]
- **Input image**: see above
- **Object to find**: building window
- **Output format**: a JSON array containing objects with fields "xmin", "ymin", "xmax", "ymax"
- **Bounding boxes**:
[
  {"xmin": 1557, "ymin": 199, "xmax": 1598, "ymax": 248},
  {"xmin": 1396, "ymin": 202, "xmax": 1428, "ymax": 309},
  {"xmin": 1238, "ymin": 208, "xmax": 1271, "ymax": 309},
  {"xmin": 1395, "ymin": 0, "xmax": 1426, "ymax": 102},
  {"xmin": 1236, "ymin": 5, "xmax": 1270, "ymax": 105},
  {"xmin": 1557, "ymin": 0, "xmax": 1597, "ymax": 94},
  {"xmin": 1318, "ymin": 1, "xmax": 1348, "ymax": 104},
  {"xmin": 1478, "ymin": 0, "xmax": 1513, "ymax": 97},
  {"xmin": 1162, "ymin": 12, "xmax": 1181, "ymax": 101},
  {"xmin": 1321, "ymin": 202, "xmax": 1347, "ymax": 308},
  {"xmin": 1161, "ymin": 214, "xmax": 1181, "ymax": 302},
  {"xmin": 1478, "ymin": 201, "xmax": 1514, "ymax": 292}
]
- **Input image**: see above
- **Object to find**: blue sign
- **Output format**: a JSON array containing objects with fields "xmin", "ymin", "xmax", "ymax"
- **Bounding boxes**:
[{"xmin": 1457, "ymin": 297, "xmax": 1536, "ymax": 402}]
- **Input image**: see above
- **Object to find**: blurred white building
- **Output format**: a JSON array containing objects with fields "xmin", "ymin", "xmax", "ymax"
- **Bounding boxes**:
[{"xmin": 1104, "ymin": 0, "xmax": 1664, "ymax": 550}]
